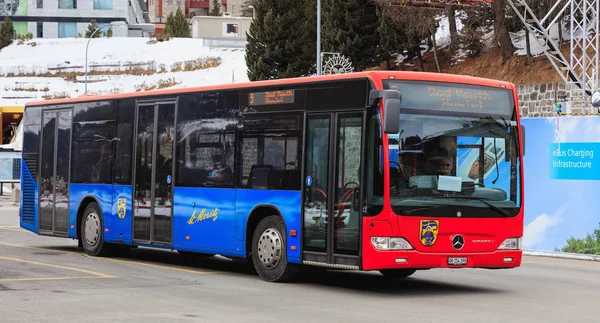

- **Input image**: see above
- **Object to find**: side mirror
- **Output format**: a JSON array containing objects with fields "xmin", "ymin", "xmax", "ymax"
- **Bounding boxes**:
[
  {"xmin": 520, "ymin": 124, "xmax": 525, "ymax": 156},
  {"xmin": 369, "ymin": 89, "xmax": 402, "ymax": 134}
]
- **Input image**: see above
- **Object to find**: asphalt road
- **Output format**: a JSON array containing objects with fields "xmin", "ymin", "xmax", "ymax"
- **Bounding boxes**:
[{"xmin": 0, "ymin": 207, "xmax": 598, "ymax": 323}]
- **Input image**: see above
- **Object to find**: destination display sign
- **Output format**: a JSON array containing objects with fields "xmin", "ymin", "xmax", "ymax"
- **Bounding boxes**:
[
  {"xmin": 384, "ymin": 81, "xmax": 513, "ymax": 116},
  {"xmin": 249, "ymin": 90, "xmax": 295, "ymax": 106}
]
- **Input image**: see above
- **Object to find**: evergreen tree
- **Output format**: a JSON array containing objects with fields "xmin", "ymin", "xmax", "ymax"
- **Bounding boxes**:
[
  {"xmin": 164, "ymin": 7, "xmax": 191, "ymax": 38},
  {"xmin": 85, "ymin": 20, "xmax": 102, "ymax": 38},
  {"xmin": 0, "ymin": 17, "xmax": 15, "ymax": 51},
  {"xmin": 245, "ymin": 0, "xmax": 313, "ymax": 81},
  {"xmin": 321, "ymin": 0, "xmax": 380, "ymax": 72},
  {"xmin": 211, "ymin": 0, "xmax": 221, "ymax": 16},
  {"xmin": 376, "ymin": 4, "xmax": 404, "ymax": 70}
]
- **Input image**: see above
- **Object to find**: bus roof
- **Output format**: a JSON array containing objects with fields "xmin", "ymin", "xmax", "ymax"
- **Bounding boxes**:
[{"xmin": 25, "ymin": 71, "xmax": 515, "ymax": 107}]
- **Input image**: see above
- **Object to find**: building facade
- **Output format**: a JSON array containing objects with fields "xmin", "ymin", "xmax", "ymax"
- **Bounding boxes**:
[
  {"xmin": 147, "ymin": 0, "xmax": 248, "ymax": 24},
  {"xmin": 0, "ymin": 0, "xmax": 148, "ymax": 38}
]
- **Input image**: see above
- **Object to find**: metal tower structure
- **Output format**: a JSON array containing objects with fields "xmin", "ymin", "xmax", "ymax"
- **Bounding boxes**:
[
  {"xmin": 386, "ymin": 0, "xmax": 600, "ymax": 109},
  {"xmin": 506, "ymin": 0, "xmax": 599, "ymax": 111}
]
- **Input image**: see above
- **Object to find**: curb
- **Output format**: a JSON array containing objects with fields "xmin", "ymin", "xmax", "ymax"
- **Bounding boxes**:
[{"xmin": 523, "ymin": 250, "xmax": 600, "ymax": 262}]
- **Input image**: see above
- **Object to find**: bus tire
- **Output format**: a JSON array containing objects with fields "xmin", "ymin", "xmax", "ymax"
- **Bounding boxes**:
[
  {"xmin": 80, "ymin": 202, "xmax": 110, "ymax": 257},
  {"xmin": 379, "ymin": 268, "xmax": 417, "ymax": 278},
  {"xmin": 251, "ymin": 215, "xmax": 292, "ymax": 282}
]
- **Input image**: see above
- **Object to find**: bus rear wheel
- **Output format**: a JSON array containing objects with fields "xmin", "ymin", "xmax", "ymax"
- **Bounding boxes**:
[
  {"xmin": 80, "ymin": 202, "xmax": 110, "ymax": 257},
  {"xmin": 251, "ymin": 215, "xmax": 292, "ymax": 282}
]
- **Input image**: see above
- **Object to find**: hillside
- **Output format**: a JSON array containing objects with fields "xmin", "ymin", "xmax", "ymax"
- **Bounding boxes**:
[
  {"xmin": 0, "ymin": 37, "xmax": 249, "ymax": 107},
  {"xmin": 390, "ymin": 23, "xmax": 571, "ymax": 86},
  {"xmin": 396, "ymin": 34, "xmax": 567, "ymax": 86}
]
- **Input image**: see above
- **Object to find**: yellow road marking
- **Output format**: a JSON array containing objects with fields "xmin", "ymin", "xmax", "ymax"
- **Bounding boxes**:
[
  {"xmin": 0, "ymin": 242, "xmax": 220, "ymax": 276},
  {"xmin": 95, "ymin": 257, "xmax": 221, "ymax": 275},
  {"xmin": 0, "ymin": 256, "xmax": 115, "ymax": 278},
  {"xmin": 0, "ymin": 226, "xmax": 27, "ymax": 232},
  {"xmin": 0, "ymin": 242, "xmax": 81, "ymax": 256},
  {"xmin": 0, "ymin": 276, "xmax": 113, "ymax": 282}
]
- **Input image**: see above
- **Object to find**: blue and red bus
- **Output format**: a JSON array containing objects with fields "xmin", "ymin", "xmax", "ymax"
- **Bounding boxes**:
[{"xmin": 19, "ymin": 71, "xmax": 525, "ymax": 282}]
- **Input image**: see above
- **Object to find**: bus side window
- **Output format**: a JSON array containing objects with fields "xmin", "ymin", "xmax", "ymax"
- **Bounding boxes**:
[{"xmin": 239, "ymin": 113, "xmax": 302, "ymax": 190}]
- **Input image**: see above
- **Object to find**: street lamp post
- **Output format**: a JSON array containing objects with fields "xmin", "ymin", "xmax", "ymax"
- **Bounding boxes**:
[
  {"xmin": 85, "ymin": 24, "xmax": 111, "ymax": 95},
  {"xmin": 316, "ymin": 0, "xmax": 321, "ymax": 76}
]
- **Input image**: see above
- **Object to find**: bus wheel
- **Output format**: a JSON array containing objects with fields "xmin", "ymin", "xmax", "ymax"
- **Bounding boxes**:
[
  {"xmin": 251, "ymin": 215, "xmax": 292, "ymax": 282},
  {"xmin": 379, "ymin": 269, "xmax": 417, "ymax": 279},
  {"xmin": 80, "ymin": 202, "xmax": 110, "ymax": 257}
]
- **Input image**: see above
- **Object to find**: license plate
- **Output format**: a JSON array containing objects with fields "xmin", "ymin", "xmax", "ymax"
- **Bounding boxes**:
[{"xmin": 448, "ymin": 257, "xmax": 467, "ymax": 265}]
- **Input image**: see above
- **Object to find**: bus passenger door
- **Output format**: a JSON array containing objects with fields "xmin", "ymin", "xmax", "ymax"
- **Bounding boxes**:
[
  {"xmin": 39, "ymin": 109, "xmax": 72, "ymax": 237},
  {"xmin": 132, "ymin": 101, "xmax": 176, "ymax": 245},
  {"xmin": 302, "ymin": 112, "xmax": 364, "ymax": 268}
]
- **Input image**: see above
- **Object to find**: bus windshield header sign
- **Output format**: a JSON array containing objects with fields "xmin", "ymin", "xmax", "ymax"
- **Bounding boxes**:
[
  {"xmin": 249, "ymin": 90, "xmax": 295, "ymax": 106},
  {"xmin": 384, "ymin": 80, "xmax": 513, "ymax": 116}
]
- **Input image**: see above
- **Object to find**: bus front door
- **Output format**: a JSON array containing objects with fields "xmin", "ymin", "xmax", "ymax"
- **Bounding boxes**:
[
  {"xmin": 132, "ymin": 100, "xmax": 176, "ymax": 245},
  {"xmin": 301, "ymin": 111, "xmax": 365, "ymax": 269},
  {"xmin": 39, "ymin": 108, "xmax": 72, "ymax": 237}
]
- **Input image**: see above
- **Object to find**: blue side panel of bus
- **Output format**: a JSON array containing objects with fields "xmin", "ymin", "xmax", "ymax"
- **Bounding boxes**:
[
  {"xmin": 171, "ymin": 188, "xmax": 302, "ymax": 263},
  {"xmin": 235, "ymin": 190, "xmax": 302, "ymax": 264},
  {"xmin": 20, "ymin": 160, "xmax": 38, "ymax": 234},
  {"xmin": 172, "ymin": 187, "xmax": 238, "ymax": 255},
  {"xmin": 108, "ymin": 186, "xmax": 133, "ymax": 244},
  {"xmin": 69, "ymin": 184, "xmax": 116, "ymax": 239}
]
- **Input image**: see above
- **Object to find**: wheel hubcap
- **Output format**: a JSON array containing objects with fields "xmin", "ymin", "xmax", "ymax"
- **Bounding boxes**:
[
  {"xmin": 258, "ymin": 228, "xmax": 282, "ymax": 269},
  {"xmin": 84, "ymin": 212, "xmax": 100, "ymax": 247}
]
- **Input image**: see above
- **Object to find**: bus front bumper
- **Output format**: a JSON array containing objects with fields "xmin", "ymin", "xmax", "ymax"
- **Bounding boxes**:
[{"xmin": 362, "ymin": 250, "xmax": 523, "ymax": 271}]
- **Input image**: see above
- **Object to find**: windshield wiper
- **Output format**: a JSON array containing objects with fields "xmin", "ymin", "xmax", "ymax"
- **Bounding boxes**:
[
  {"xmin": 433, "ymin": 196, "xmax": 511, "ymax": 217},
  {"xmin": 398, "ymin": 204, "xmax": 453, "ymax": 215}
]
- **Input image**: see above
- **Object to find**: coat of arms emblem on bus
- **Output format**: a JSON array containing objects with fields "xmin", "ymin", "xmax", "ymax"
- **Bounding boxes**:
[
  {"xmin": 420, "ymin": 220, "xmax": 439, "ymax": 246},
  {"xmin": 117, "ymin": 198, "xmax": 127, "ymax": 219}
]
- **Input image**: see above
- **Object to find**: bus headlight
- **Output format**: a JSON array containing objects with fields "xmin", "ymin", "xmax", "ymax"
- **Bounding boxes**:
[
  {"xmin": 498, "ymin": 238, "xmax": 522, "ymax": 250},
  {"xmin": 371, "ymin": 237, "xmax": 413, "ymax": 250}
]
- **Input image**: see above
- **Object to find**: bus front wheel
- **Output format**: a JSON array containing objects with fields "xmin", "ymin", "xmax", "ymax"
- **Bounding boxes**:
[
  {"xmin": 251, "ymin": 215, "xmax": 293, "ymax": 282},
  {"xmin": 80, "ymin": 202, "xmax": 110, "ymax": 257}
]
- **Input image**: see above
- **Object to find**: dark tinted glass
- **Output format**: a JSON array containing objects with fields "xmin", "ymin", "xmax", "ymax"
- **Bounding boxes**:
[
  {"xmin": 176, "ymin": 91, "xmax": 238, "ymax": 188},
  {"xmin": 71, "ymin": 101, "xmax": 116, "ymax": 184},
  {"xmin": 153, "ymin": 104, "xmax": 175, "ymax": 243},
  {"xmin": 305, "ymin": 80, "xmax": 369, "ymax": 111},
  {"xmin": 239, "ymin": 113, "xmax": 302, "ymax": 190},
  {"xmin": 113, "ymin": 99, "xmax": 134, "ymax": 184},
  {"xmin": 39, "ymin": 111, "xmax": 56, "ymax": 232},
  {"xmin": 54, "ymin": 110, "xmax": 72, "ymax": 234}
]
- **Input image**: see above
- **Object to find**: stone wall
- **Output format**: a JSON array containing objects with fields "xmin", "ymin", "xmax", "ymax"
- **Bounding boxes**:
[{"xmin": 516, "ymin": 82, "xmax": 596, "ymax": 117}]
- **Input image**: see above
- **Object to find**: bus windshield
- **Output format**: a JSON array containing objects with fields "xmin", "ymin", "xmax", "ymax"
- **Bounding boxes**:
[{"xmin": 381, "ymin": 80, "xmax": 522, "ymax": 218}]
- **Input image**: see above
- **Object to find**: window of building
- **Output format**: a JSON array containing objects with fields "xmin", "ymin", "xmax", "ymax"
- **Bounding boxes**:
[
  {"xmin": 93, "ymin": 0, "xmax": 112, "ymax": 9},
  {"xmin": 58, "ymin": 0, "xmax": 77, "ymax": 9},
  {"xmin": 37, "ymin": 0, "xmax": 43, "ymax": 9},
  {"xmin": 37, "ymin": 22, "xmax": 43, "ymax": 38},
  {"xmin": 58, "ymin": 22, "xmax": 77, "ymax": 38}
]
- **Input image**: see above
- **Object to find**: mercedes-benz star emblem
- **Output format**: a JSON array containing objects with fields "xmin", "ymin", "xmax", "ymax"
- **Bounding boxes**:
[{"xmin": 452, "ymin": 235, "xmax": 465, "ymax": 250}]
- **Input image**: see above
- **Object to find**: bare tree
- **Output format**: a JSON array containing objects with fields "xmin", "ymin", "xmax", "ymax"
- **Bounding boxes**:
[{"xmin": 493, "ymin": 0, "xmax": 515, "ymax": 64}]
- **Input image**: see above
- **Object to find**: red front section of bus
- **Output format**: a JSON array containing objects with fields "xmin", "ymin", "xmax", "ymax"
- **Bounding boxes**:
[
  {"xmin": 360, "ymin": 210, "xmax": 523, "ymax": 271},
  {"xmin": 361, "ymin": 74, "xmax": 524, "ymax": 272}
]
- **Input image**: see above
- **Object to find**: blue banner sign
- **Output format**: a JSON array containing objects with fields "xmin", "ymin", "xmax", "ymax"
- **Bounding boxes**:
[{"xmin": 549, "ymin": 142, "xmax": 600, "ymax": 180}]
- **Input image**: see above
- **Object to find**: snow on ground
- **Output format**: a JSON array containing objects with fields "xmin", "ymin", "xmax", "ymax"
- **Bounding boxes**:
[
  {"xmin": 0, "ymin": 37, "xmax": 249, "ymax": 106},
  {"xmin": 511, "ymin": 21, "xmax": 583, "ymax": 57}
]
